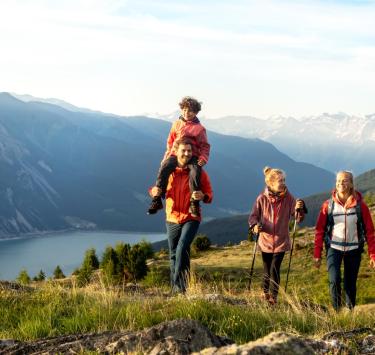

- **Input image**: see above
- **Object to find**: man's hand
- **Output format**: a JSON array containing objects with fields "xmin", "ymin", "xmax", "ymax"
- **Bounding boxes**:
[
  {"xmin": 370, "ymin": 258, "xmax": 375, "ymax": 269},
  {"xmin": 150, "ymin": 186, "xmax": 162, "ymax": 198},
  {"xmin": 198, "ymin": 159, "xmax": 206, "ymax": 167},
  {"xmin": 253, "ymin": 223, "xmax": 262, "ymax": 234},
  {"xmin": 191, "ymin": 190, "xmax": 204, "ymax": 201},
  {"xmin": 314, "ymin": 258, "xmax": 321, "ymax": 269}
]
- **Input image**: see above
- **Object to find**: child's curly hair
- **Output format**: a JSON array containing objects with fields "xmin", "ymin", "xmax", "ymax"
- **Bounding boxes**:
[{"xmin": 179, "ymin": 96, "xmax": 202, "ymax": 113}]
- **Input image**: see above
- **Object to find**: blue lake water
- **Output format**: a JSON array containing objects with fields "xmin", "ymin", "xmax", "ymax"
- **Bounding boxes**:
[{"xmin": 0, "ymin": 231, "xmax": 166, "ymax": 281}]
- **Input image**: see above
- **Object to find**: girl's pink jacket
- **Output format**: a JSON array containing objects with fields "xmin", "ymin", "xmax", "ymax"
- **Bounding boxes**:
[
  {"xmin": 163, "ymin": 117, "xmax": 210, "ymax": 163},
  {"xmin": 248, "ymin": 188, "xmax": 304, "ymax": 253}
]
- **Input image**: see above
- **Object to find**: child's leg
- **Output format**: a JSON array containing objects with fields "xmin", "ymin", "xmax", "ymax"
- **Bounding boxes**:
[
  {"xmin": 155, "ymin": 156, "xmax": 178, "ymax": 196},
  {"xmin": 148, "ymin": 156, "xmax": 178, "ymax": 214},
  {"xmin": 187, "ymin": 157, "xmax": 202, "ymax": 218},
  {"xmin": 187, "ymin": 156, "xmax": 202, "ymax": 193}
]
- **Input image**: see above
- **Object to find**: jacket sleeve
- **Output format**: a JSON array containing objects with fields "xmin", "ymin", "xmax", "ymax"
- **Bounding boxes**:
[
  {"xmin": 197, "ymin": 127, "xmax": 210, "ymax": 163},
  {"xmin": 314, "ymin": 201, "xmax": 329, "ymax": 259},
  {"xmin": 361, "ymin": 201, "xmax": 375, "ymax": 260},
  {"xmin": 163, "ymin": 122, "xmax": 177, "ymax": 161},
  {"xmin": 201, "ymin": 171, "xmax": 213, "ymax": 204},
  {"xmin": 248, "ymin": 197, "xmax": 261, "ymax": 229}
]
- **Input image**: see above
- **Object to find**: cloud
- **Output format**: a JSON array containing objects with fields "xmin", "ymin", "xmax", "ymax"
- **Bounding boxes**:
[{"xmin": 0, "ymin": 0, "xmax": 375, "ymax": 117}]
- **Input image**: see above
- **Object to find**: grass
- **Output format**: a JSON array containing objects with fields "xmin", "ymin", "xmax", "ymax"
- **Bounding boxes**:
[
  {"xmin": 1, "ymin": 223, "xmax": 375, "ymax": 346},
  {"xmin": 1, "ymin": 282, "xmax": 375, "ymax": 344}
]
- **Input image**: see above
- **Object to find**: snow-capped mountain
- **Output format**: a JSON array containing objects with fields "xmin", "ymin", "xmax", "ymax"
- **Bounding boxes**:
[{"xmin": 203, "ymin": 113, "xmax": 375, "ymax": 174}]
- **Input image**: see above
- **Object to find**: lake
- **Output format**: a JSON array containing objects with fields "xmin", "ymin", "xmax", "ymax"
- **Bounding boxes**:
[{"xmin": 0, "ymin": 230, "xmax": 166, "ymax": 281}]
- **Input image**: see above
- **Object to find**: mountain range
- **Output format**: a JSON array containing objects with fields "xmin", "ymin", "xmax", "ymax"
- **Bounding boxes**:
[
  {"xmin": 202, "ymin": 113, "xmax": 375, "ymax": 175},
  {"xmin": 0, "ymin": 92, "xmax": 334, "ymax": 237}
]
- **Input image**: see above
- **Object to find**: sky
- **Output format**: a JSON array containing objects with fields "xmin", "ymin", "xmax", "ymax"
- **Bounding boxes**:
[{"xmin": 1, "ymin": 0, "xmax": 375, "ymax": 119}]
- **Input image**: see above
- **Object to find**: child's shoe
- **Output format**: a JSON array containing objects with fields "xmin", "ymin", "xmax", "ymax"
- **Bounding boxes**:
[
  {"xmin": 147, "ymin": 196, "xmax": 163, "ymax": 215},
  {"xmin": 189, "ymin": 199, "xmax": 200, "ymax": 218}
]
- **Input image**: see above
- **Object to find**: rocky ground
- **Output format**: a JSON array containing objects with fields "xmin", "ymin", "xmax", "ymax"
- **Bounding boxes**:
[{"xmin": 0, "ymin": 319, "xmax": 374, "ymax": 354}]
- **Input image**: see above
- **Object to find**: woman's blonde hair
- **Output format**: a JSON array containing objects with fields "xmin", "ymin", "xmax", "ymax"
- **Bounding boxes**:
[
  {"xmin": 336, "ymin": 170, "xmax": 355, "ymax": 196},
  {"xmin": 264, "ymin": 166, "xmax": 286, "ymax": 186}
]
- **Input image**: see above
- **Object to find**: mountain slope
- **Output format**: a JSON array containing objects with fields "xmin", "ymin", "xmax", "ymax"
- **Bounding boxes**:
[{"xmin": 0, "ymin": 92, "xmax": 334, "ymax": 236}]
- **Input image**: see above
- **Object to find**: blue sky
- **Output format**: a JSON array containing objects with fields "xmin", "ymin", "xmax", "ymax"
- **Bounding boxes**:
[{"xmin": 1, "ymin": 0, "xmax": 375, "ymax": 118}]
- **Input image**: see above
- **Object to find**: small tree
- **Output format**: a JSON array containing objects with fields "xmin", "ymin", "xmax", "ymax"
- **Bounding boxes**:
[
  {"xmin": 53, "ymin": 265, "xmax": 65, "ymax": 279},
  {"xmin": 100, "ymin": 246, "xmax": 119, "ymax": 286},
  {"xmin": 77, "ymin": 248, "xmax": 99, "ymax": 286},
  {"xmin": 138, "ymin": 239, "xmax": 154, "ymax": 259},
  {"xmin": 124, "ymin": 244, "xmax": 148, "ymax": 281},
  {"xmin": 17, "ymin": 269, "xmax": 31, "ymax": 285},
  {"xmin": 33, "ymin": 269, "xmax": 46, "ymax": 281},
  {"xmin": 82, "ymin": 248, "xmax": 100, "ymax": 270},
  {"xmin": 192, "ymin": 234, "xmax": 211, "ymax": 253}
]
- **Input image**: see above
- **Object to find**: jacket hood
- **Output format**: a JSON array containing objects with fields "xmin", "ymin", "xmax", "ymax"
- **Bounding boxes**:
[
  {"xmin": 331, "ymin": 189, "xmax": 362, "ymax": 208},
  {"xmin": 179, "ymin": 116, "xmax": 200, "ymax": 124},
  {"xmin": 264, "ymin": 186, "xmax": 288, "ymax": 202}
]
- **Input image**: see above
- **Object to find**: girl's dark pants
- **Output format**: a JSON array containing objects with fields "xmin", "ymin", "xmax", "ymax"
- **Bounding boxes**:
[
  {"xmin": 156, "ymin": 156, "xmax": 201, "ymax": 194},
  {"xmin": 262, "ymin": 252, "xmax": 285, "ymax": 299},
  {"xmin": 166, "ymin": 220, "xmax": 200, "ymax": 293},
  {"xmin": 326, "ymin": 247, "xmax": 362, "ymax": 311}
]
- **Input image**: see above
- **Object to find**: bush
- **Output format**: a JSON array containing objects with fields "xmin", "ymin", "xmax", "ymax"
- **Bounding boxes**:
[
  {"xmin": 53, "ymin": 265, "xmax": 65, "ymax": 279},
  {"xmin": 138, "ymin": 239, "xmax": 154, "ymax": 259},
  {"xmin": 124, "ymin": 244, "xmax": 148, "ymax": 281},
  {"xmin": 77, "ymin": 248, "xmax": 99, "ymax": 286},
  {"xmin": 16, "ymin": 269, "xmax": 31, "ymax": 285},
  {"xmin": 192, "ymin": 234, "xmax": 211, "ymax": 253},
  {"xmin": 33, "ymin": 269, "xmax": 46, "ymax": 281},
  {"xmin": 100, "ymin": 246, "xmax": 119, "ymax": 286}
]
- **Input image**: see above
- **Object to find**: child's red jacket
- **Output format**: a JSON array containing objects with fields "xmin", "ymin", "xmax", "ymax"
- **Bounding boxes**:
[{"xmin": 163, "ymin": 117, "xmax": 210, "ymax": 163}]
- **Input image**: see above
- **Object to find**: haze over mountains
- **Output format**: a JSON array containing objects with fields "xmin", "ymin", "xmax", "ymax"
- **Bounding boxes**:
[{"xmin": 0, "ymin": 92, "xmax": 334, "ymax": 237}]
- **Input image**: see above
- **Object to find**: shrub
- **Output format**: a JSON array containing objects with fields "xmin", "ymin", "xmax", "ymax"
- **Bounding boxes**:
[
  {"xmin": 53, "ymin": 265, "xmax": 65, "ymax": 279},
  {"xmin": 138, "ymin": 239, "xmax": 154, "ymax": 259},
  {"xmin": 100, "ymin": 246, "xmax": 119, "ymax": 286},
  {"xmin": 192, "ymin": 234, "xmax": 211, "ymax": 253},
  {"xmin": 33, "ymin": 269, "xmax": 46, "ymax": 281},
  {"xmin": 16, "ymin": 269, "xmax": 31, "ymax": 285},
  {"xmin": 77, "ymin": 248, "xmax": 99, "ymax": 286}
]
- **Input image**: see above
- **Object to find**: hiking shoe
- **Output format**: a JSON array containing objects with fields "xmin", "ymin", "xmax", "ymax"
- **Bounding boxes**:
[
  {"xmin": 147, "ymin": 196, "xmax": 163, "ymax": 215},
  {"xmin": 268, "ymin": 296, "xmax": 277, "ymax": 306},
  {"xmin": 189, "ymin": 199, "xmax": 200, "ymax": 218}
]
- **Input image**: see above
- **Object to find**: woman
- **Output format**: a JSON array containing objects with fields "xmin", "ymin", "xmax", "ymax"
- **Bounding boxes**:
[
  {"xmin": 314, "ymin": 171, "xmax": 375, "ymax": 311},
  {"xmin": 248, "ymin": 166, "xmax": 306, "ymax": 305}
]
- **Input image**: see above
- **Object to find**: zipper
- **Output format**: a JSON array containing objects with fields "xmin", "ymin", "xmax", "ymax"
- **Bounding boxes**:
[
  {"xmin": 272, "ymin": 200, "xmax": 277, "ymax": 252},
  {"xmin": 344, "ymin": 208, "xmax": 347, "ymax": 253}
]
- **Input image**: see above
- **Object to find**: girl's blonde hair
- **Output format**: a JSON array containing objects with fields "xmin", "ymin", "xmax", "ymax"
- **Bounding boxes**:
[
  {"xmin": 336, "ymin": 170, "xmax": 355, "ymax": 196},
  {"xmin": 264, "ymin": 166, "xmax": 286, "ymax": 186}
]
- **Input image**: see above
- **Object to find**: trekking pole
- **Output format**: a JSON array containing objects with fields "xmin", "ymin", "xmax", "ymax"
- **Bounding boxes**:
[
  {"xmin": 249, "ymin": 224, "xmax": 261, "ymax": 290},
  {"xmin": 284, "ymin": 216, "xmax": 298, "ymax": 293}
]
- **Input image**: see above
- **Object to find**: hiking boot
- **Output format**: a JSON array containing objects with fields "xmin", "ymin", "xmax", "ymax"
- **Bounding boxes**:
[
  {"xmin": 268, "ymin": 295, "xmax": 277, "ymax": 306},
  {"xmin": 262, "ymin": 293, "xmax": 271, "ymax": 302},
  {"xmin": 189, "ymin": 199, "xmax": 200, "ymax": 218},
  {"xmin": 147, "ymin": 196, "xmax": 163, "ymax": 215}
]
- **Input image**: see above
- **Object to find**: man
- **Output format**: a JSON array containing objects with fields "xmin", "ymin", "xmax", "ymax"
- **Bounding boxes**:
[{"xmin": 150, "ymin": 138, "xmax": 213, "ymax": 294}]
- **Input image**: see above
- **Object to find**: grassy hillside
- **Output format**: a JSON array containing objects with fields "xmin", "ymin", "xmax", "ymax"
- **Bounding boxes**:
[{"xmin": 1, "ymin": 217, "xmax": 375, "ymax": 346}]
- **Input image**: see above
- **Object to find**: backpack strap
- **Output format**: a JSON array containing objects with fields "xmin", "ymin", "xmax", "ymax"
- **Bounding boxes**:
[
  {"xmin": 356, "ymin": 201, "xmax": 366, "ymax": 246},
  {"xmin": 325, "ymin": 197, "xmax": 367, "ymax": 250},
  {"xmin": 324, "ymin": 198, "xmax": 334, "ymax": 249}
]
